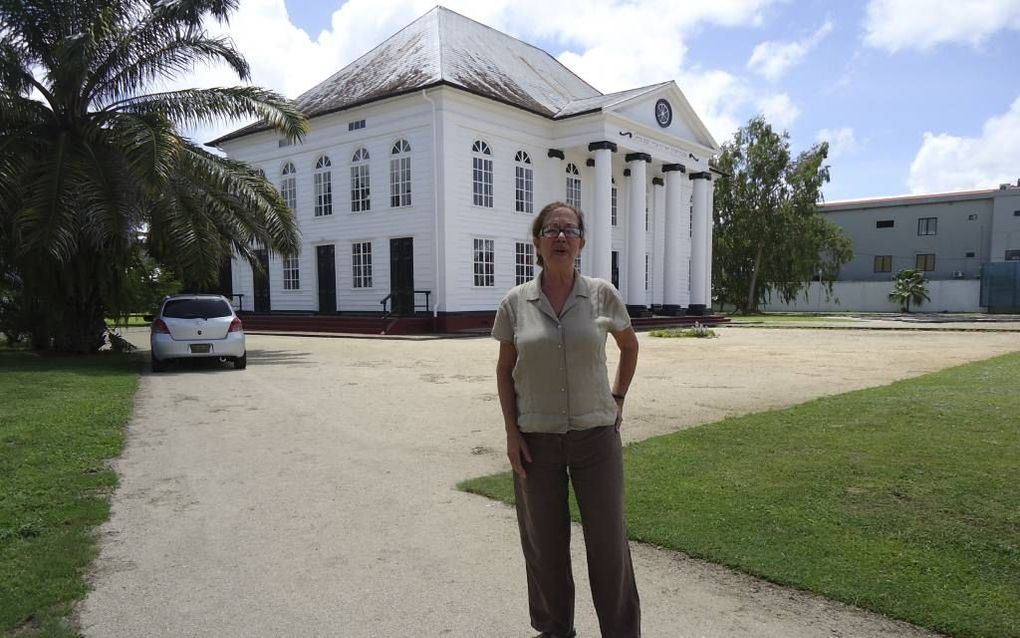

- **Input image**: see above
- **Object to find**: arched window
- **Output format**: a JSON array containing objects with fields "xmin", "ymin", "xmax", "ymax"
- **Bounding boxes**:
[
  {"xmin": 565, "ymin": 163, "xmax": 581, "ymax": 208},
  {"xmin": 514, "ymin": 151, "xmax": 533, "ymax": 214},
  {"xmin": 314, "ymin": 155, "xmax": 332, "ymax": 217},
  {"xmin": 351, "ymin": 147, "xmax": 370, "ymax": 212},
  {"xmin": 280, "ymin": 161, "xmax": 296, "ymax": 211},
  {"xmin": 611, "ymin": 177, "xmax": 617, "ymax": 226},
  {"xmin": 472, "ymin": 140, "xmax": 493, "ymax": 207},
  {"xmin": 390, "ymin": 139, "xmax": 412, "ymax": 207}
]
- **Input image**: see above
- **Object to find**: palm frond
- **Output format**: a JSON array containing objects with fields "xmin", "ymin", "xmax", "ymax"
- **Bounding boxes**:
[
  {"xmin": 89, "ymin": 31, "xmax": 248, "ymax": 106},
  {"xmin": 114, "ymin": 86, "xmax": 307, "ymax": 141}
]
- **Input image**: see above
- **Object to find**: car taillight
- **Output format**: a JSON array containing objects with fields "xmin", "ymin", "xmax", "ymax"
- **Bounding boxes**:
[
  {"xmin": 228, "ymin": 317, "xmax": 243, "ymax": 333},
  {"xmin": 152, "ymin": 318, "xmax": 170, "ymax": 334}
]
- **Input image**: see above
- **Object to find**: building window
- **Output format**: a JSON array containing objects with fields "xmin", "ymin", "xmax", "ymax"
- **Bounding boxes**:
[
  {"xmin": 283, "ymin": 254, "xmax": 300, "ymax": 290},
  {"xmin": 350, "ymin": 147, "xmax": 370, "ymax": 212},
  {"xmin": 472, "ymin": 140, "xmax": 493, "ymax": 207},
  {"xmin": 876, "ymin": 220, "xmax": 894, "ymax": 228},
  {"xmin": 514, "ymin": 151, "xmax": 534, "ymax": 213},
  {"xmin": 515, "ymin": 242, "xmax": 534, "ymax": 285},
  {"xmin": 917, "ymin": 217, "xmax": 937, "ymax": 236},
  {"xmin": 611, "ymin": 179, "xmax": 617, "ymax": 226},
  {"xmin": 915, "ymin": 253, "xmax": 936, "ymax": 271},
  {"xmin": 313, "ymin": 155, "xmax": 332, "ymax": 217},
  {"xmin": 968, "ymin": 213, "xmax": 978, "ymax": 220},
  {"xmin": 1005, "ymin": 250, "xmax": 1020, "ymax": 261},
  {"xmin": 348, "ymin": 119, "xmax": 365, "ymax": 131},
  {"xmin": 473, "ymin": 238, "xmax": 494, "ymax": 287},
  {"xmin": 965, "ymin": 251, "xmax": 976, "ymax": 258},
  {"xmin": 390, "ymin": 139, "xmax": 412, "ymax": 208},
  {"xmin": 574, "ymin": 255, "xmax": 581, "ymax": 271},
  {"xmin": 1014, "ymin": 210, "xmax": 1020, "ymax": 217},
  {"xmin": 645, "ymin": 253, "xmax": 649, "ymax": 290},
  {"xmin": 873, "ymin": 255, "xmax": 892, "ymax": 273},
  {"xmin": 352, "ymin": 241, "xmax": 372, "ymax": 288},
  {"xmin": 280, "ymin": 161, "xmax": 296, "ymax": 211},
  {"xmin": 565, "ymin": 163, "xmax": 581, "ymax": 208}
]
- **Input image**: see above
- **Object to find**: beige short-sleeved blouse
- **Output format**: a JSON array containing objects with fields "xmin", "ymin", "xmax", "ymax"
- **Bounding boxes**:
[{"xmin": 492, "ymin": 273, "xmax": 632, "ymax": 434}]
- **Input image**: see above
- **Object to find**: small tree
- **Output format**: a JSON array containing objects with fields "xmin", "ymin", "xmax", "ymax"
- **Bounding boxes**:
[
  {"xmin": 713, "ymin": 116, "xmax": 853, "ymax": 313},
  {"xmin": 888, "ymin": 269, "xmax": 930, "ymax": 313}
]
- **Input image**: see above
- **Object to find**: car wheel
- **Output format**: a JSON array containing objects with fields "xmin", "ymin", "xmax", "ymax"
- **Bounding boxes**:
[
  {"xmin": 234, "ymin": 352, "xmax": 247, "ymax": 370},
  {"xmin": 151, "ymin": 356, "xmax": 165, "ymax": 373}
]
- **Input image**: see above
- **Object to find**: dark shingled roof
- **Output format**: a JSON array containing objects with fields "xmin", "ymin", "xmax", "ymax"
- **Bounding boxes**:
[{"xmin": 210, "ymin": 6, "xmax": 606, "ymax": 145}]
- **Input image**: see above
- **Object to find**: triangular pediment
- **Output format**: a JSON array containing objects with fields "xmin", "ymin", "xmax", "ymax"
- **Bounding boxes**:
[{"xmin": 607, "ymin": 83, "xmax": 719, "ymax": 152}]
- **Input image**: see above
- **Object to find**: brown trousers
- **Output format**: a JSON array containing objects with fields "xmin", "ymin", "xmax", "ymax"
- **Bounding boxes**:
[{"xmin": 513, "ymin": 425, "xmax": 641, "ymax": 638}]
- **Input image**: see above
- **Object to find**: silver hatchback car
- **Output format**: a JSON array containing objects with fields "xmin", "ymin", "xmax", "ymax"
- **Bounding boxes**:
[{"xmin": 147, "ymin": 294, "xmax": 246, "ymax": 372}]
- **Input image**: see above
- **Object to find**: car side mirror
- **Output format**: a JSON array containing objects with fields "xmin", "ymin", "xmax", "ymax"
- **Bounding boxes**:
[{"xmin": 143, "ymin": 314, "xmax": 154, "ymax": 322}]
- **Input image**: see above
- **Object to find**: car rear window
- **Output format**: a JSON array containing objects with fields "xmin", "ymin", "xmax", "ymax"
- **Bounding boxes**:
[{"xmin": 162, "ymin": 299, "xmax": 233, "ymax": 319}]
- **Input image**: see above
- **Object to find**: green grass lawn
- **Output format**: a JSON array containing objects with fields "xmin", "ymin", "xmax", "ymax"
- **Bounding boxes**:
[
  {"xmin": 460, "ymin": 352, "xmax": 1020, "ymax": 638},
  {"xmin": 0, "ymin": 348, "xmax": 139, "ymax": 637},
  {"xmin": 105, "ymin": 314, "xmax": 150, "ymax": 328}
]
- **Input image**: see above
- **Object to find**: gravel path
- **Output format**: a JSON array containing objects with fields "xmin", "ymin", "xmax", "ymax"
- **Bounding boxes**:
[{"xmin": 77, "ymin": 327, "xmax": 1018, "ymax": 637}]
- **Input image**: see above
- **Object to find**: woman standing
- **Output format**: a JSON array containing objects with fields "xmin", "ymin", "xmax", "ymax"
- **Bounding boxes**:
[{"xmin": 492, "ymin": 202, "xmax": 641, "ymax": 638}]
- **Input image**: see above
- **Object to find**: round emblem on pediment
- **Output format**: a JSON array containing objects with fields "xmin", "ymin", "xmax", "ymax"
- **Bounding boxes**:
[{"xmin": 654, "ymin": 99, "xmax": 672, "ymax": 128}]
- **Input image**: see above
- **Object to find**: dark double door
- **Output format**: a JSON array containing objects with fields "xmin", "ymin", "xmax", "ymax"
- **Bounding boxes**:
[
  {"xmin": 253, "ymin": 249, "xmax": 271, "ymax": 313},
  {"xmin": 316, "ymin": 244, "xmax": 337, "ymax": 314},
  {"xmin": 389, "ymin": 237, "xmax": 414, "ymax": 316}
]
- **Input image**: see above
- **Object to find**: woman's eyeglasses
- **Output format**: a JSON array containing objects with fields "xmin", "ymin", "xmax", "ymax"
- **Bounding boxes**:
[{"xmin": 539, "ymin": 226, "xmax": 584, "ymax": 238}]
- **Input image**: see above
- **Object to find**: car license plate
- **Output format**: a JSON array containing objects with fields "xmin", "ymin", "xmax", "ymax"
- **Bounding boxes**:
[{"xmin": 189, "ymin": 344, "xmax": 211, "ymax": 354}]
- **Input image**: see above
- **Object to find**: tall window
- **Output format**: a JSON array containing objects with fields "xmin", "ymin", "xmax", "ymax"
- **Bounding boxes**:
[
  {"xmin": 283, "ymin": 254, "xmax": 299, "ymax": 290},
  {"xmin": 314, "ymin": 155, "xmax": 332, "ymax": 217},
  {"xmin": 611, "ymin": 179, "xmax": 617, "ymax": 226},
  {"xmin": 514, "ymin": 151, "xmax": 534, "ymax": 213},
  {"xmin": 390, "ymin": 139, "xmax": 412, "ymax": 207},
  {"xmin": 280, "ymin": 161, "xmax": 296, "ymax": 211},
  {"xmin": 916, "ymin": 253, "xmax": 936, "ymax": 271},
  {"xmin": 473, "ymin": 238, "xmax": 494, "ymax": 286},
  {"xmin": 351, "ymin": 147, "xmax": 371, "ymax": 212},
  {"xmin": 472, "ymin": 140, "xmax": 493, "ymax": 207},
  {"xmin": 515, "ymin": 242, "xmax": 534, "ymax": 285},
  {"xmin": 874, "ymin": 255, "xmax": 892, "ymax": 273},
  {"xmin": 352, "ymin": 241, "xmax": 372, "ymax": 288},
  {"xmin": 565, "ymin": 163, "xmax": 581, "ymax": 208},
  {"xmin": 917, "ymin": 217, "xmax": 937, "ymax": 236},
  {"xmin": 645, "ymin": 253, "xmax": 649, "ymax": 290}
]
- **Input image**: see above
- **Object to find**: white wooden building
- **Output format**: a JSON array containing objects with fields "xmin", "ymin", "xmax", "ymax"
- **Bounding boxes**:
[{"xmin": 211, "ymin": 7, "xmax": 721, "ymax": 329}]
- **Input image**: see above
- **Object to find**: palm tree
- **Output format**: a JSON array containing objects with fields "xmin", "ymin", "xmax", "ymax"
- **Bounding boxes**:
[
  {"xmin": 888, "ymin": 268, "xmax": 931, "ymax": 313},
  {"xmin": 0, "ymin": 0, "xmax": 307, "ymax": 352}
]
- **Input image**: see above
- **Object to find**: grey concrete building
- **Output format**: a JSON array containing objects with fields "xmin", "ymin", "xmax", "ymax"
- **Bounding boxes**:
[{"xmin": 820, "ymin": 181, "xmax": 1020, "ymax": 282}]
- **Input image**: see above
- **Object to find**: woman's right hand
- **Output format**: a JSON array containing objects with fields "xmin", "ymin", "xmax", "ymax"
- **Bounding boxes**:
[{"xmin": 506, "ymin": 428, "xmax": 532, "ymax": 478}]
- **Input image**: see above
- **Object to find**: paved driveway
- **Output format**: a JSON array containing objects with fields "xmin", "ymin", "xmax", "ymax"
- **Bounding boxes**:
[{"xmin": 78, "ymin": 328, "xmax": 1019, "ymax": 637}]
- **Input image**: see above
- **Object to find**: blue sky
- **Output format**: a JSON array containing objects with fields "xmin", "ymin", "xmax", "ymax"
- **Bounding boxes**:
[{"xmin": 201, "ymin": 1, "xmax": 1020, "ymax": 202}]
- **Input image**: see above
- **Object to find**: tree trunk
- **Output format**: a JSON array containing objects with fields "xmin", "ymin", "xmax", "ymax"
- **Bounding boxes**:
[
  {"xmin": 745, "ymin": 243, "xmax": 765, "ymax": 313},
  {"xmin": 51, "ymin": 294, "xmax": 107, "ymax": 353}
]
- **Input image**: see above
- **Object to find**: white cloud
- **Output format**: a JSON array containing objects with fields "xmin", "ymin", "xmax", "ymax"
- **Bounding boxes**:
[
  {"xmin": 907, "ymin": 96, "xmax": 1020, "ymax": 193},
  {"xmin": 168, "ymin": 0, "xmax": 783, "ymax": 146},
  {"xmin": 816, "ymin": 127, "xmax": 858, "ymax": 159},
  {"xmin": 747, "ymin": 19, "xmax": 833, "ymax": 81},
  {"xmin": 755, "ymin": 93, "xmax": 800, "ymax": 131},
  {"xmin": 863, "ymin": 0, "xmax": 1020, "ymax": 52}
]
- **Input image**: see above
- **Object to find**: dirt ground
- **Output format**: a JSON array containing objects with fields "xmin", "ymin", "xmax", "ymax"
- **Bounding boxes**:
[{"xmin": 76, "ymin": 327, "xmax": 1019, "ymax": 637}]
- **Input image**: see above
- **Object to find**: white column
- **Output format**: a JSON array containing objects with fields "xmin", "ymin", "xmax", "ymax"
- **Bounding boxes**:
[
  {"xmin": 704, "ymin": 178, "xmax": 715, "ymax": 312},
  {"xmin": 690, "ymin": 172, "xmax": 711, "ymax": 313},
  {"xmin": 662, "ymin": 164, "xmax": 687, "ymax": 314},
  {"xmin": 588, "ymin": 142, "xmax": 616, "ymax": 281},
  {"xmin": 652, "ymin": 177, "xmax": 666, "ymax": 309},
  {"xmin": 626, "ymin": 153, "xmax": 650, "ymax": 313}
]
